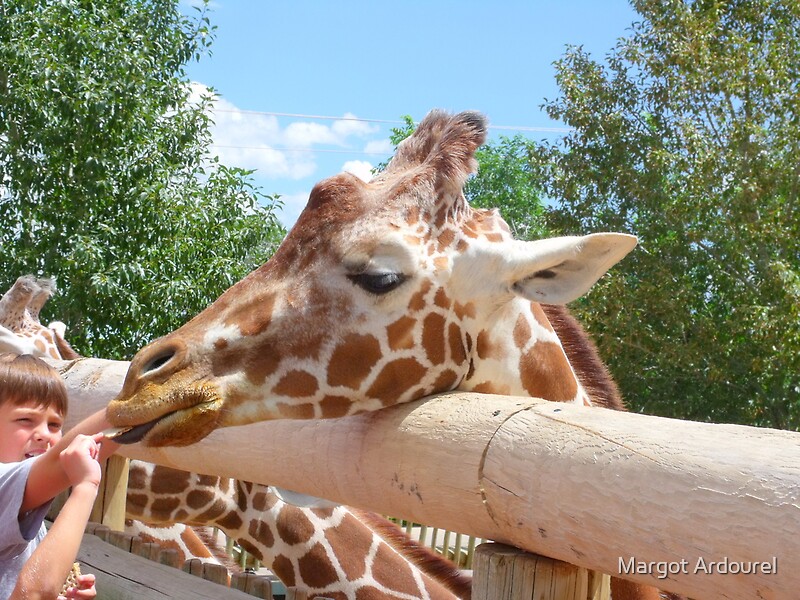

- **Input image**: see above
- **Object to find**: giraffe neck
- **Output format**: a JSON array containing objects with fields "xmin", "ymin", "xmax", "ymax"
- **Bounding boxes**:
[
  {"xmin": 460, "ymin": 298, "xmax": 590, "ymax": 406},
  {"xmin": 126, "ymin": 462, "xmax": 468, "ymax": 600}
]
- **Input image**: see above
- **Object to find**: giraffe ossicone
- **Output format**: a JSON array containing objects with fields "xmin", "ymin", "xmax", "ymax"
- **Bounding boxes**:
[
  {"xmin": 0, "ymin": 275, "xmax": 78, "ymax": 359},
  {"xmin": 107, "ymin": 109, "xmax": 637, "ymax": 446}
]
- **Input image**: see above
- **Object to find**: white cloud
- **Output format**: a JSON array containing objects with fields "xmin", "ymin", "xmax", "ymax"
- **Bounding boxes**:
[
  {"xmin": 284, "ymin": 122, "xmax": 339, "ymax": 147},
  {"xmin": 332, "ymin": 114, "xmax": 379, "ymax": 138},
  {"xmin": 342, "ymin": 160, "xmax": 375, "ymax": 182},
  {"xmin": 189, "ymin": 83, "xmax": 383, "ymax": 182},
  {"xmin": 364, "ymin": 138, "xmax": 394, "ymax": 155}
]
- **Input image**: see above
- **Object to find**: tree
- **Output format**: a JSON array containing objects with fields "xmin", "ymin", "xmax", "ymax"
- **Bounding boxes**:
[
  {"xmin": 0, "ymin": 0, "xmax": 284, "ymax": 359},
  {"xmin": 534, "ymin": 0, "xmax": 800, "ymax": 428},
  {"xmin": 384, "ymin": 116, "xmax": 549, "ymax": 240}
]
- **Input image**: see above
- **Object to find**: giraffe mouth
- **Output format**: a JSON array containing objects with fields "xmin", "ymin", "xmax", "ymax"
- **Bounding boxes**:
[
  {"xmin": 106, "ymin": 384, "xmax": 225, "ymax": 447},
  {"xmin": 105, "ymin": 399, "xmax": 223, "ymax": 447}
]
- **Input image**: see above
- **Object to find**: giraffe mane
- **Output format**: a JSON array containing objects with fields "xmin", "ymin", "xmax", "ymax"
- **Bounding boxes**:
[
  {"xmin": 53, "ymin": 328, "xmax": 81, "ymax": 360},
  {"xmin": 351, "ymin": 509, "xmax": 473, "ymax": 600}
]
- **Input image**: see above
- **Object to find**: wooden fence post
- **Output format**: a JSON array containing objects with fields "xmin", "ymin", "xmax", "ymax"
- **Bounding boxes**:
[
  {"xmin": 89, "ymin": 454, "xmax": 129, "ymax": 531},
  {"xmin": 472, "ymin": 542, "xmax": 610, "ymax": 600}
]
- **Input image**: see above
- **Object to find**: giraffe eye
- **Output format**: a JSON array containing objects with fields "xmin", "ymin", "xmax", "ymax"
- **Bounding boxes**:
[{"xmin": 348, "ymin": 271, "xmax": 407, "ymax": 295}]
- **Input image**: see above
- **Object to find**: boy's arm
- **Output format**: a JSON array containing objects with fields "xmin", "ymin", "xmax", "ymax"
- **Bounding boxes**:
[
  {"xmin": 22, "ymin": 408, "xmax": 119, "ymax": 513},
  {"xmin": 9, "ymin": 480, "xmax": 98, "ymax": 600}
]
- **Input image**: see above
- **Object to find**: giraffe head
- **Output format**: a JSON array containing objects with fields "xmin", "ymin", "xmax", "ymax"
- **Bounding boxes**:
[
  {"xmin": 0, "ymin": 275, "xmax": 78, "ymax": 360},
  {"xmin": 107, "ymin": 110, "xmax": 636, "ymax": 446}
]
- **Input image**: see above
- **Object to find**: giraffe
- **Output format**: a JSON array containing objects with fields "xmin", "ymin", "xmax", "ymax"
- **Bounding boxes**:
[
  {"xmin": 126, "ymin": 461, "xmax": 470, "ymax": 600},
  {"xmin": 0, "ymin": 276, "xmax": 469, "ymax": 599},
  {"xmin": 106, "ymin": 109, "xmax": 637, "ymax": 445},
  {"xmin": 0, "ymin": 275, "xmax": 77, "ymax": 359},
  {"xmin": 106, "ymin": 109, "xmax": 667, "ymax": 600}
]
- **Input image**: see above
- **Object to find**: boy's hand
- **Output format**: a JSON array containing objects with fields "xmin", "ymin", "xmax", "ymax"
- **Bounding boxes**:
[
  {"xmin": 58, "ymin": 433, "xmax": 103, "ymax": 488},
  {"xmin": 58, "ymin": 574, "xmax": 97, "ymax": 599}
]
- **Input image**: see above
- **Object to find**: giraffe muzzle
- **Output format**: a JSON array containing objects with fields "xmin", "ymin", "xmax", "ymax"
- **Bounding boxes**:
[{"xmin": 106, "ymin": 383, "xmax": 225, "ymax": 447}]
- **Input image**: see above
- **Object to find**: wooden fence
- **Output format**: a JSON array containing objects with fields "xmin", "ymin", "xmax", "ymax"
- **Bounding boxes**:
[
  {"xmin": 57, "ymin": 357, "xmax": 800, "ymax": 600},
  {"xmin": 76, "ymin": 521, "xmax": 320, "ymax": 599}
]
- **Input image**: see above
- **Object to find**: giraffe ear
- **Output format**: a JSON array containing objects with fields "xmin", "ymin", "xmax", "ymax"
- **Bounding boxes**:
[{"xmin": 508, "ymin": 233, "xmax": 638, "ymax": 304}]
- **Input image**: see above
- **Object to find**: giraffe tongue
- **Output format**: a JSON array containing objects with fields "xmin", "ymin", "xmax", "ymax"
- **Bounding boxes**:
[{"xmin": 103, "ymin": 420, "xmax": 160, "ymax": 445}]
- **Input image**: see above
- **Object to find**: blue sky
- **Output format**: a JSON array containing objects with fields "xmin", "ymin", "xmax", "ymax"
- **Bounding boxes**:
[{"xmin": 181, "ymin": 1, "xmax": 637, "ymax": 228}]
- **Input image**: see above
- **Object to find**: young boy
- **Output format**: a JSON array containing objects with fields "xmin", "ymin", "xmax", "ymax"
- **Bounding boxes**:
[{"xmin": 0, "ymin": 353, "xmax": 118, "ymax": 599}]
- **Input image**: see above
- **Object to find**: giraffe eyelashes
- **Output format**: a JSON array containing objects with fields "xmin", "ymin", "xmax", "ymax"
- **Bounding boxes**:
[{"xmin": 347, "ymin": 271, "xmax": 407, "ymax": 295}]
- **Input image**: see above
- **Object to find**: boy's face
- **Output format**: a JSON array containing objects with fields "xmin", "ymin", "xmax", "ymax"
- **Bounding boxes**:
[{"xmin": 0, "ymin": 401, "xmax": 64, "ymax": 463}]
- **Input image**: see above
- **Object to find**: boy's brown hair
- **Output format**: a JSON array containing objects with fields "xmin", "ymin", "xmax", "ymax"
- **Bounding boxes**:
[{"xmin": 0, "ymin": 353, "xmax": 69, "ymax": 417}]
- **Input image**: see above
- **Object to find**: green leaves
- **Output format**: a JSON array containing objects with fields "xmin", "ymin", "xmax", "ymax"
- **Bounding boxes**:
[
  {"xmin": 0, "ymin": 0, "xmax": 284, "ymax": 359},
  {"xmin": 535, "ymin": 0, "xmax": 800, "ymax": 429}
]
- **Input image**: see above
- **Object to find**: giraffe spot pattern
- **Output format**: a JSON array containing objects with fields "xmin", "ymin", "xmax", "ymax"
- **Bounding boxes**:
[
  {"xmin": 274, "ymin": 369, "xmax": 319, "ymax": 397},
  {"xmin": 453, "ymin": 301, "xmax": 475, "ymax": 320},
  {"xmin": 325, "ymin": 512, "xmax": 372, "ymax": 581},
  {"xmin": 151, "ymin": 467, "xmax": 191, "ymax": 494},
  {"xmin": 433, "ymin": 287, "xmax": 451, "ymax": 309},
  {"xmin": 247, "ymin": 519, "xmax": 275, "ymax": 549},
  {"xmin": 197, "ymin": 474, "xmax": 220, "ymax": 487},
  {"xmin": 386, "ymin": 316, "xmax": 416, "ymax": 351},
  {"xmin": 476, "ymin": 330, "xmax": 498, "ymax": 360},
  {"xmin": 356, "ymin": 587, "xmax": 392, "ymax": 600},
  {"xmin": 327, "ymin": 333, "xmax": 382, "ymax": 389},
  {"xmin": 513, "ymin": 313, "xmax": 532, "ymax": 350},
  {"xmin": 277, "ymin": 402, "xmax": 315, "ymax": 419},
  {"xmin": 238, "ymin": 538, "xmax": 264, "ymax": 559},
  {"xmin": 244, "ymin": 347, "xmax": 283, "ymax": 386},
  {"xmin": 225, "ymin": 292, "xmax": 276, "ymax": 337},
  {"xmin": 151, "ymin": 497, "xmax": 181, "ymax": 515},
  {"xmin": 251, "ymin": 489, "xmax": 278, "ymax": 512},
  {"xmin": 519, "ymin": 341, "xmax": 579, "ymax": 401},
  {"xmin": 371, "ymin": 542, "xmax": 421, "ymax": 595},
  {"xmin": 404, "ymin": 205, "xmax": 420, "ymax": 226},
  {"xmin": 271, "ymin": 555, "xmax": 295, "ymax": 587},
  {"xmin": 216, "ymin": 510, "xmax": 243, "ymax": 531},
  {"xmin": 484, "ymin": 232, "xmax": 504, "ymax": 243},
  {"xmin": 298, "ymin": 542, "xmax": 339, "ymax": 588},
  {"xmin": 197, "ymin": 499, "xmax": 229, "ymax": 522},
  {"xmin": 366, "ymin": 358, "xmax": 426, "ymax": 404},
  {"xmin": 448, "ymin": 323, "xmax": 466, "ymax": 366},
  {"xmin": 125, "ymin": 494, "xmax": 148, "ymax": 520},
  {"xmin": 186, "ymin": 489, "xmax": 214, "ymax": 510},
  {"xmin": 319, "ymin": 395, "xmax": 354, "ymax": 419},
  {"xmin": 235, "ymin": 481, "xmax": 251, "ymax": 512},
  {"xmin": 276, "ymin": 505, "xmax": 316, "ymax": 545},
  {"xmin": 436, "ymin": 228, "xmax": 456, "ymax": 253},
  {"xmin": 432, "ymin": 369, "xmax": 458, "ymax": 391},
  {"xmin": 421, "ymin": 312, "xmax": 446, "ymax": 365},
  {"xmin": 407, "ymin": 279, "xmax": 432, "ymax": 312},
  {"xmin": 471, "ymin": 381, "xmax": 512, "ymax": 395}
]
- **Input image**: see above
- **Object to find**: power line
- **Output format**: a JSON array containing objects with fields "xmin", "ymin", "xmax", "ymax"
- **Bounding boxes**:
[
  {"xmin": 210, "ymin": 144, "xmax": 392, "ymax": 156},
  {"xmin": 209, "ymin": 108, "xmax": 572, "ymax": 134}
]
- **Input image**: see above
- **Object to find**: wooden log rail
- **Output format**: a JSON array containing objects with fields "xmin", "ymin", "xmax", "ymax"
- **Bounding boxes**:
[{"xmin": 56, "ymin": 357, "xmax": 800, "ymax": 600}]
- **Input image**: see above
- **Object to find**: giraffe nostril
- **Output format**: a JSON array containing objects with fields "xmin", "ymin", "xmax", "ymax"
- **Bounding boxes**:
[
  {"xmin": 138, "ymin": 340, "xmax": 185, "ymax": 377},
  {"xmin": 142, "ymin": 352, "xmax": 174, "ymax": 374}
]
